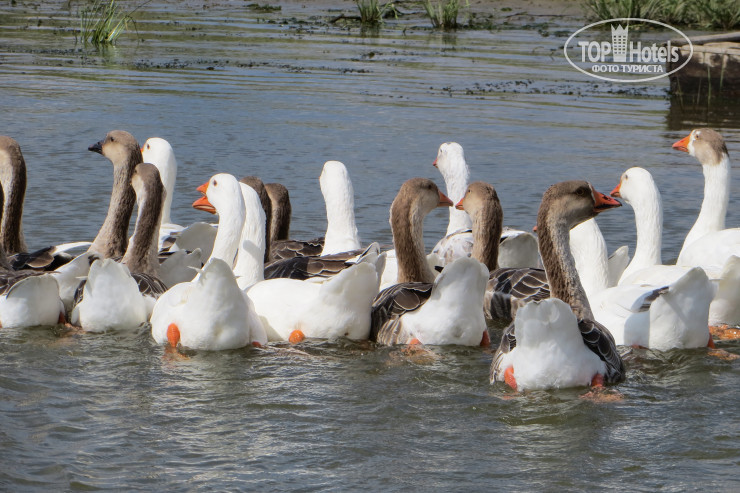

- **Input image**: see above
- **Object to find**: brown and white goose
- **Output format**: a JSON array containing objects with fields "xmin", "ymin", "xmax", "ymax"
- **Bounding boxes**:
[
  {"xmin": 456, "ymin": 181, "xmax": 550, "ymax": 324},
  {"xmin": 370, "ymin": 178, "xmax": 489, "ymax": 346},
  {"xmin": 87, "ymin": 130, "xmax": 139, "ymax": 259},
  {"xmin": 71, "ymin": 163, "xmax": 168, "ymax": 332},
  {"xmin": 0, "ymin": 181, "xmax": 65, "ymax": 328},
  {"xmin": 0, "ymin": 136, "xmax": 91, "ymax": 270},
  {"xmin": 490, "ymin": 180, "xmax": 625, "ymax": 391}
]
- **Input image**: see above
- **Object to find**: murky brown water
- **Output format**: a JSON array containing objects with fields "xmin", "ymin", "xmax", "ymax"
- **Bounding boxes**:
[{"xmin": 1, "ymin": 2, "xmax": 739, "ymax": 490}]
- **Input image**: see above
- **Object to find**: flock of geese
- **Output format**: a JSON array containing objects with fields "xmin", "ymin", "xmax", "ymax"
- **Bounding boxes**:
[{"xmin": 0, "ymin": 128, "xmax": 738, "ymax": 392}]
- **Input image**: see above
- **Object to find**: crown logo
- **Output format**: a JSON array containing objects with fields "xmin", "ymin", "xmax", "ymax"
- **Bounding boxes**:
[{"xmin": 611, "ymin": 24, "xmax": 628, "ymax": 62}]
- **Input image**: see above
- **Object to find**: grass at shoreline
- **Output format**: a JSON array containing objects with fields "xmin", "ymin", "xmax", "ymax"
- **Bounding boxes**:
[{"xmin": 583, "ymin": 0, "xmax": 740, "ymax": 30}]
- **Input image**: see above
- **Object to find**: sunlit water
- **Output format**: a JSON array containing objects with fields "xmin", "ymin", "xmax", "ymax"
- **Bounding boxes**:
[{"xmin": 1, "ymin": 2, "xmax": 739, "ymax": 490}]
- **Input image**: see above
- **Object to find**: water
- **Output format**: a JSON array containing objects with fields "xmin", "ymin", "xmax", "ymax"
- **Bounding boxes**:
[{"xmin": 1, "ymin": 2, "xmax": 739, "ymax": 490}]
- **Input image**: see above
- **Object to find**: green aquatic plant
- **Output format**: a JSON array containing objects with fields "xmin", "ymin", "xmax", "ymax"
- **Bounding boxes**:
[
  {"xmin": 79, "ymin": 0, "xmax": 138, "ymax": 46},
  {"xmin": 423, "ymin": 0, "xmax": 469, "ymax": 30},
  {"xmin": 694, "ymin": 0, "xmax": 740, "ymax": 29},
  {"xmin": 582, "ymin": 0, "xmax": 740, "ymax": 29},
  {"xmin": 355, "ymin": 0, "xmax": 396, "ymax": 26},
  {"xmin": 582, "ymin": 0, "xmax": 664, "ymax": 20}
]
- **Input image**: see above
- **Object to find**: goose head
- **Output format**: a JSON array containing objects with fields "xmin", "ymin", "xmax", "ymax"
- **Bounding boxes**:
[
  {"xmin": 455, "ymin": 181, "xmax": 501, "ymax": 218},
  {"xmin": 672, "ymin": 128, "xmax": 728, "ymax": 166},
  {"xmin": 141, "ymin": 137, "xmax": 177, "ymax": 225},
  {"xmin": 539, "ymin": 180, "xmax": 621, "ymax": 230},
  {"xmin": 391, "ymin": 177, "xmax": 453, "ymax": 220},
  {"xmin": 611, "ymin": 167, "xmax": 661, "ymax": 208},
  {"xmin": 193, "ymin": 173, "xmax": 243, "ymax": 216},
  {"xmin": 390, "ymin": 177, "xmax": 452, "ymax": 284},
  {"xmin": 89, "ymin": 130, "xmax": 142, "ymax": 166},
  {"xmin": 433, "ymin": 142, "xmax": 467, "ymax": 183}
]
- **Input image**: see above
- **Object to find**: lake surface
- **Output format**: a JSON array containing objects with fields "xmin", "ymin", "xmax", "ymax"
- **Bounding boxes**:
[{"xmin": 1, "ymin": 2, "xmax": 739, "ymax": 490}]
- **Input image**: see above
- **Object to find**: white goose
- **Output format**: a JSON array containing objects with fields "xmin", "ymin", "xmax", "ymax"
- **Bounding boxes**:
[
  {"xmin": 430, "ymin": 142, "xmax": 541, "ymax": 269},
  {"xmin": 319, "ymin": 160, "xmax": 361, "ymax": 256},
  {"xmin": 370, "ymin": 178, "xmax": 489, "ymax": 346},
  {"xmin": 151, "ymin": 257, "xmax": 267, "ymax": 350},
  {"xmin": 70, "ymin": 163, "xmax": 168, "ymax": 332},
  {"xmin": 568, "ymin": 198, "xmax": 714, "ymax": 350},
  {"xmin": 193, "ymin": 174, "xmax": 245, "ymax": 267},
  {"xmin": 491, "ymin": 181, "xmax": 625, "ymax": 391},
  {"xmin": 673, "ymin": 128, "xmax": 740, "ymax": 270},
  {"xmin": 612, "ymin": 166, "xmax": 740, "ymax": 329},
  {"xmin": 194, "ymin": 173, "xmax": 379, "ymax": 343}
]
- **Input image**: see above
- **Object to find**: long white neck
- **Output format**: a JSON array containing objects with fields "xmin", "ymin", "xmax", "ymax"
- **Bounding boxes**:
[
  {"xmin": 439, "ymin": 164, "xmax": 471, "ymax": 235},
  {"xmin": 320, "ymin": 163, "xmax": 361, "ymax": 255},
  {"xmin": 569, "ymin": 218, "xmax": 610, "ymax": 303},
  {"xmin": 620, "ymin": 186, "xmax": 662, "ymax": 281},
  {"xmin": 209, "ymin": 192, "xmax": 245, "ymax": 268},
  {"xmin": 234, "ymin": 183, "xmax": 266, "ymax": 289},
  {"xmin": 681, "ymin": 153, "xmax": 730, "ymax": 254},
  {"xmin": 158, "ymin": 158, "xmax": 176, "ymax": 226}
]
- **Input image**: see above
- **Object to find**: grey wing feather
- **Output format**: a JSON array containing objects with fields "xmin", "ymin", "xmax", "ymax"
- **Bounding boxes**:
[
  {"xmin": 269, "ymin": 237, "xmax": 325, "ymax": 261},
  {"xmin": 490, "ymin": 321, "xmax": 516, "ymax": 383},
  {"xmin": 370, "ymin": 282, "xmax": 433, "ymax": 345},
  {"xmin": 577, "ymin": 318, "xmax": 626, "ymax": 384},
  {"xmin": 486, "ymin": 267, "xmax": 550, "ymax": 322},
  {"xmin": 132, "ymin": 273, "xmax": 169, "ymax": 298}
]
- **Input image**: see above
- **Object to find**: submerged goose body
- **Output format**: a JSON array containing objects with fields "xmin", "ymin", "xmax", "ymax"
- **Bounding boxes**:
[
  {"xmin": 370, "ymin": 178, "xmax": 489, "ymax": 346},
  {"xmin": 490, "ymin": 181, "xmax": 625, "ymax": 390}
]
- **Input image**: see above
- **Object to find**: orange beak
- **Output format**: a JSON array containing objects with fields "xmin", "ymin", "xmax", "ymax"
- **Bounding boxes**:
[
  {"xmin": 193, "ymin": 195, "xmax": 216, "ymax": 214},
  {"xmin": 196, "ymin": 181, "xmax": 209, "ymax": 195},
  {"xmin": 610, "ymin": 182, "xmax": 621, "ymax": 198},
  {"xmin": 455, "ymin": 198, "xmax": 465, "ymax": 210},
  {"xmin": 438, "ymin": 190, "xmax": 453, "ymax": 207},
  {"xmin": 672, "ymin": 133, "xmax": 691, "ymax": 152},
  {"xmin": 593, "ymin": 188, "xmax": 621, "ymax": 213},
  {"xmin": 433, "ymin": 157, "xmax": 438, "ymax": 168}
]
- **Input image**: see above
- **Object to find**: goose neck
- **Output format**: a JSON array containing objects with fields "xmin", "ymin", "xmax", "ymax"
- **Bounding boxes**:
[{"xmin": 539, "ymin": 216, "xmax": 593, "ymax": 320}]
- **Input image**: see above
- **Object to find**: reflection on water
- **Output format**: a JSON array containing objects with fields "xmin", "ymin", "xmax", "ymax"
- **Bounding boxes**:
[{"xmin": 0, "ymin": 1, "xmax": 739, "ymax": 490}]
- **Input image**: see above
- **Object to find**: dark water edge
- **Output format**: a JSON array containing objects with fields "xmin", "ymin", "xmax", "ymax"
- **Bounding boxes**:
[{"xmin": 1, "ymin": 1, "xmax": 740, "ymax": 491}]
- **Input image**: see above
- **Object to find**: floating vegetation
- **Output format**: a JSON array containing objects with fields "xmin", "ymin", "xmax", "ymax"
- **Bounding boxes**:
[
  {"xmin": 79, "ymin": 0, "xmax": 142, "ymax": 46},
  {"xmin": 245, "ymin": 3, "xmax": 282, "ymax": 13}
]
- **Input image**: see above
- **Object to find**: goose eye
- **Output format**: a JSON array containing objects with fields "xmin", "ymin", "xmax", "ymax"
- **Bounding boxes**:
[
  {"xmin": 146, "ymin": 144, "xmax": 150, "ymax": 149},
  {"xmin": 576, "ymin": 188, "xmax": 585, "ymax": 196},
  {"xmin": 212, "ymin": 179, "xmax": 218, "ymax": 187}
]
